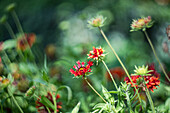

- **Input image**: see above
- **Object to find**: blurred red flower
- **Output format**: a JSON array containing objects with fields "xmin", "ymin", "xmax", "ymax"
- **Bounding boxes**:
[
  {"xmin": 17, "ymin": 33, "xmax": 36, "ymax": 51},
  {"xmin": 105, "ymin": 67, "xmax": 126, "ymax": 81}
]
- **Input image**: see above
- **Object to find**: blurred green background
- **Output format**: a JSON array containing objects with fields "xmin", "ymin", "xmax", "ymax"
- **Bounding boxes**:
[{"xmin": 0, "ymin": 0, "xmax": 170, "ymax": 112}]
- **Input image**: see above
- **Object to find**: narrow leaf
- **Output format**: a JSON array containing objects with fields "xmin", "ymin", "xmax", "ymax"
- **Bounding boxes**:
[{"xmin": 71, "ymin": 101, "xmax": 81, "ymax": 113}]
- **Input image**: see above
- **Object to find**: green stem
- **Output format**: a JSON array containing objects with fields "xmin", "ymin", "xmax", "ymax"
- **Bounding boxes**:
[
  {"xmin": 46, "ymin": 107, "xmax": 51, "ymax": 113},
  {"xmin": 11, "ymin": 10, "xmax": 35, "ymax": 60},
  {"xmin": 34, "ymin": 94, "xmax": 52, "ymax": 113},
  {"xmin": 102, "ymin": 60, "xmax": 118, "ymax": 90},
  {"xmin": 0, "ymin": 103, "xmax": 3, "ymax": 113},
  {"xmin": 52, "ymin": 93, "xmax": 57, "ymax": 113},
  {"xmin": 145, "ymin": 88, "xmax": 155, "ymax": 113},
  {"xmin": 4, "ymin": 22, "xmax": 25, "ymax": 61},
  {"xmin": 2, "ymin": 50, "xmax": 11, "ymax": 64},
  {"xmin": 4, "ymin": 22, "xmax": 16, "ymax": 39},
  {"xmin": 11, "ymin": 11, "xmax": 24, "ymax": 34},
  {"xmin": 84, "ymin": 78, "xmax": 107, "ymax": 103},
  {"xmin": 142, "ymin": 78, "xmax": 155, "ymax": 113},
  {"xmin": 144, "ymin": 31, "xmax": 170, "ymax": 82},
  {"xmin": 34, "ymin": 94, "xmax": 41, "ymax": 100},
  {"xmin": 7, "ymin": 87, "xmax": 24, "ymax": 113},
  {"xmin": 98, "ymin": 27, "xmax": 142, "ymax": 105}
]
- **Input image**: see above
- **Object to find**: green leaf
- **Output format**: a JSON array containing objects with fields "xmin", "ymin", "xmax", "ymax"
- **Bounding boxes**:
[
  {"xmin": 42, "ymin": 70, "xmax": 49, "ymax": 82},
  {"xmin": 116, "ymin": 104, "xmax": 123, "ymax": 112},
  {"xmin": 3, "ymin": 39, "xmax": 16, "ymax": 50},
  {"xmin": 44, "ymin": 55, "xmax": 48, "ymax": 71},
  {"xmin": 7, "ymin": 73, "xmax": 14, "ymax": 83},
  {"xmin": 101, "ymin": 85, "xmax": 111, "ymax": 100},
  {"xmin": 56, "ymin": 85, "xmax": 72, "ymax": 104},
  {"xmin": 93, "ymin": 103, "xmax": 106, "ymax": 109},
  {"xmin": 108, "ymin": 91, "xmax": 119, "ymax": 94},
  {"xmin": 71, "ymin": 101, "xmax": 81, "ymax": 113},
  {"xmin": 39, "ymin": 96, "xmax": 55, "ymax": 110}
]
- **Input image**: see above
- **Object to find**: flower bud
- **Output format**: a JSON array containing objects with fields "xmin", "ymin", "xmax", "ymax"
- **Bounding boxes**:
[
  {"xmin": 5, "ymin": 3, "xmax": 16, "ymax": 12},
  {"xmin": 88, "ymin": 15, "xmax": 106, "ymax": 28},
  {"xmin": 0, "ymin": 15, "xmax": 7, "ymax": 24},
  {"xmin": 25, "ymin": 86, "xmax": 36, "ymax": 97},
  {"xmin": 130, "ymin": 16, "xmax": 154, "ymax": 32}
]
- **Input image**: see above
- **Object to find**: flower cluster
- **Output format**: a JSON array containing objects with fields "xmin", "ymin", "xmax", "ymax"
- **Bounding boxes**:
[
  {"xmin": 130, "ymin": 16, "xmax": 153, "ymax": 32},
  {"xmin": 124, "ymin": 64, "xmax": 160, "ymax": 92},
  {"xmin": 17, "ymin": 33, "xmax": 36, "ymax": 51},
  {"xmin": 87, "ymin": 46, "xmax": 106, "ymax": 61},
  {"xmin": 88, "ymin": 15, "xmax": 106, "ymax": 28},
  {"xmin": 70, "ymin": 60, "xmax": 93, "ymax": 78},
  {"xmin": 36, "ymin": 92, "xmax": 62, "ymax": 113}
]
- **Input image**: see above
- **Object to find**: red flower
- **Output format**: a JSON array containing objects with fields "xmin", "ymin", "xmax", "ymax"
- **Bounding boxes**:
[
  {"xmin": 87, "ymin": 46, "xmax": 106, "ymax": 61},
  {"xmin": 124, "ymin": 64, "xmax": 160, "ymax": 92},
  {"xmin": 36, "ymin": 92, "xmax": 62, "ymax": 113},
  {"xmin": 17, "ymin": 33, "xmax": 36, "ymax": 51},
  {"xmin": 105, "ymin": 67, "xmax": 126, "ymax": 81},
  {"xmin": 69, "ymin": 60, "xmax": 93, "ymax": 77}
]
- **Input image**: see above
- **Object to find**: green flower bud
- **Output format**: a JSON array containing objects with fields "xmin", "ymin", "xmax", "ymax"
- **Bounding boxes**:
[
  {"xmin": 0, "ymin": 15, "xmax": 7, "ymax": 24},
  {"xmin": 5, "ymin": 3, "xmax": 16, "ymax": 12},
  {"xmin": 25, "ymin": 86, "xmax": 36, "ymax": 97}
]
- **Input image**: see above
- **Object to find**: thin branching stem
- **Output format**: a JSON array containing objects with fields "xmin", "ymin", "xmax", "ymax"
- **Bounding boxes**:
[
  {"xmin": 144, "ymin": 31, "xmax": 170, "ymax": 82},
  {"xmin": 85, "ymin": 78, "xmax": 107, "ymax": 103},
  {"xmin": 102, "ymin": 60, "xmax": 118, "ymax": 90},
  {"xmin": 98, "ymin": 27, "xmax": 143, "ymax": 107}
]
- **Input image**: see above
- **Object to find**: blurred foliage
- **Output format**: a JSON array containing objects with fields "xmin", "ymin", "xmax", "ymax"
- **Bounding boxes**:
[{"xmin": 0, "ymin": 0, "xmax": 170, "ymax": 112}]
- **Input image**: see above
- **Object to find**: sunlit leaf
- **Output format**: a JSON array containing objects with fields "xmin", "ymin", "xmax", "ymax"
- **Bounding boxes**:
[{"xmin": 71, "ymin": 101, "xmax": 81, "ymax": 113}]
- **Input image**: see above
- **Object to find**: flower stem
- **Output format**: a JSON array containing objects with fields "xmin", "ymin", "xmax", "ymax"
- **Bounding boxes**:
[
  {"xmin": 145, "ymin": 88, "xmax": 155, "ymax": 113},
  {"xmin": 2, "ymin": 50, "xmax": 11, "ymax": 64},
  {"xmin": 11, "ymin": 11, "xmax": 24, "ymax": 35},
  {"xmin": 144, "ymin": 31, "xmax": 170, "ymax": 82},
  {"xmin": 11, "ymin": 10, "xmax": 35, "ymax": 59},
  {"xmin": 7, "ymin": 87, "xmax": 24, "ymax": 113},
  {"xmin": 142, "ymin": 78, "xmax": 156, "ymax": 113},
  {"xmin": 52, "ymin": 93, "xmax": 57, "ymax": 113},
  {"xmin": 98, "ymin": 27, "xmax": 142, "ymax": 105},
  {"xmin": 102, "ymin": 60, "xmax": 118, "ymax": 90},
  {"xmin": 4, "ymin": 22, "xmax": 16, "ymax": 39},
  {"xmin": 84, "ymin": 78, "xmax": 107, "ymax": 103},
  {"xmin": 4, "ymin": 22, "xmax": 25, "ymax": 61}
]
